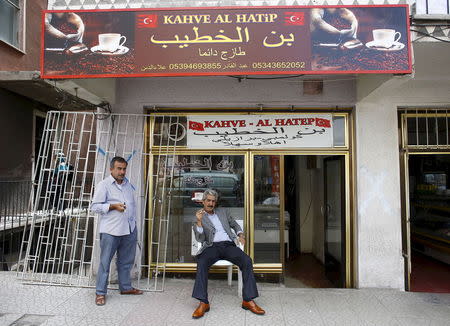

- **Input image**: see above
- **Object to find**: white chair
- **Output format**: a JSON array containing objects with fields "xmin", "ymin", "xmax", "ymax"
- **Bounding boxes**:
[{"xmin": 191, "ymin": 220, "xmax": 244, "ymax": 297}]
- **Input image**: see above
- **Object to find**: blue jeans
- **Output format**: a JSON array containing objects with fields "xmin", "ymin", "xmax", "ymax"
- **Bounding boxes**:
[{"xmin": 96, "ymin": 227, "xmax": 137, "ymax": 295}]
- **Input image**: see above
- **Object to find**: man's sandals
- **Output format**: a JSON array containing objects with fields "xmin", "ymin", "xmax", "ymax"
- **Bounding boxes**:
[
  {"xmin": 95, "ymin": 288, "xmax": 143, "ymax": 306},
  {"xmin": 95, "ymin": 294, "xmax": 105, "ymax": 306}
]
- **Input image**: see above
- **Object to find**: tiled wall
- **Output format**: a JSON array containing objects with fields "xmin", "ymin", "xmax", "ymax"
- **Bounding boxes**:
[
  {"xmin": 48, "ymin": 0, "xmax": 408, "ymax": 10},
  {"xmin": 47, "ymin": 0, "xmax": 450, "ymax": 42}
]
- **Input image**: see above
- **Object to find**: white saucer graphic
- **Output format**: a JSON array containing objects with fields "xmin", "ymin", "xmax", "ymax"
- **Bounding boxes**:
[
  {"xmin": 365, "ymin": 41, "xmax": 405, "ymax": 51},
  {"xmin": 90, "ymin": 45, "xmax": 129, "ymax": 55}
]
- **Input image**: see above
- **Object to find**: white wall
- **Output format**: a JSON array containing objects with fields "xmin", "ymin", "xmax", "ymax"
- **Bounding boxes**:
[
  {"xmin": 113, "ymin": 76, "xmax": 356, "ymax": 111},
  {"xmin": 73, "ymin": 78, "xmax": 117, "ymax": 104},
  {"xmin": 355, "ymin": 42, "xmax": 450, "ymax": 289},
  {"xmin": 354, "ymin": 96, "xmax": 404, "ymax": 289}
]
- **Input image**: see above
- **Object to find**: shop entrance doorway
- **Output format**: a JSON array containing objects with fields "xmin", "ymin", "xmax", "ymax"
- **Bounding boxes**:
[
  {"xmin": 283, "ymin": 155, "xmax": 346, "ymax": 288},
  {"xmin": 399, "ymin": 109, "xmax": 450, "ymax": 292},
  {"xmin": 145, "ymin": 111, "xmax": 353, "ymax": 283},
  {"xmin": 407, "ymin": 154, "xmax": 450, "ymax": 293}
]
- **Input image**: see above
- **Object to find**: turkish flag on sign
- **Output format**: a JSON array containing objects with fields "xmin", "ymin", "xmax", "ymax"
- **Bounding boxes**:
[
  {"xmin": 189, "ymin": 121, "xmax": 205, "ymax": 131},
  {"xmin": 316, "ymin": 118, "xmax": 331, "ymax": 128},
  {"xmin": 284, "ymin": 12, "xmax": 305, "ymax": 25},
  {"xmin": 137, "ymin": 14, "xmax": 158, "ymax": 28}
]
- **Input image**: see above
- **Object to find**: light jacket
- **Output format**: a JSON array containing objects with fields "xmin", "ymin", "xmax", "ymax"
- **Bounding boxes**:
[{"xmin": 192, "ymin": 207, "xmax": 242, "ymax": 256}]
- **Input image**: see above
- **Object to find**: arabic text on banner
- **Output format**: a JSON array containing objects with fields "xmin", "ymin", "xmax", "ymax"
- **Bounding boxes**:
[{"xmin": 186, "ymin": 114, "xmax": 333, "ymax": 149}]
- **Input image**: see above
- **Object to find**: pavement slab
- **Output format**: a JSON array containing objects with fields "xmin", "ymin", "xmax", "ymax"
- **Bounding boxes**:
[{"xmin": 0, "ymin": 272, "xmax": 449, "ymax": 326}]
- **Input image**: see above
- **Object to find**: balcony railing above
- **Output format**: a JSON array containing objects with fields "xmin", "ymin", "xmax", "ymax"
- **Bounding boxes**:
[
  {"xmin": 47, "ymin": 0, "xmax": 449, "ymax": 19},
  {"xmin": 48, "ymin": 0, "xmax": 409, "ymax": 11},
  {"xmin": 414, "ymin": 0, "xmax": 450, "ymax": 19}
]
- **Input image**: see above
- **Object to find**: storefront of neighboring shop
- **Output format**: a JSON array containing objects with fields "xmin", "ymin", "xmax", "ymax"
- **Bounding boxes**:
[{"xmin": 38, "ymin": 3, "xmax": 422, "ymax": 290}]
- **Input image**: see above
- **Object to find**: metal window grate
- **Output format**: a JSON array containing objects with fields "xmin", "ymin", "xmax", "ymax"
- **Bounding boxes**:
[
  {"xmin": 416, "ymin": 0, "xmax": 450, "ymax": 16},
  {"xmin": 400, "ymin": 108, "xmax": 450, "ymax": 150},
  {"xmin": 17, "ymin": 111, "xmax": 180, "ymax": 292}
]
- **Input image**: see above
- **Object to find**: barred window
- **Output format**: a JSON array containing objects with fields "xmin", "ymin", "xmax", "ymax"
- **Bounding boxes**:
[{"xmin": 401, "ymin": 109, "xmax": 450, "ymax": 148}]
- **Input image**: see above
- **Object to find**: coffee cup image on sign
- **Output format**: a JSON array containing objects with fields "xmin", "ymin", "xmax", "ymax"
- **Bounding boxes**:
[
  {"xmin": 371, "ymin": 29, "xmax": 401, "ymax": 47},
  {"xmin": 97, "ymin": 33, "xmax": 127, "ymax": 52}
]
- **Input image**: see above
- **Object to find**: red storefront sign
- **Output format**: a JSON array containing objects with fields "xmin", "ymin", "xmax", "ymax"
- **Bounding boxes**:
[{"xmin": 41, "ymin": 5, "xmax": 411, "ymax": 79}]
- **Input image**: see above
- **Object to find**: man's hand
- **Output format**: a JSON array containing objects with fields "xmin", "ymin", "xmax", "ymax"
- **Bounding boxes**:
[
  {"xmin": 339, "ymin": 28, "xmax": 356, "ymax": 40},
  {"xmin": 196, "ymin": 209, "xmax": 204, "ymax": 227},
  {"xmin": 110, "ymin": 203, "xmax": 126, "ymax": 212},
  {"xmin": 238, "ymin": 233, "xmax": 245, "ymax": 246},
  {"xmin": 66, "ymin": 33, "xmax": 82, "ymax": 42}
]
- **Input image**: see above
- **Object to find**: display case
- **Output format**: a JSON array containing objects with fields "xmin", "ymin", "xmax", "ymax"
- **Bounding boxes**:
[{"xmin": 410, "ymin": 171, "xmax": 450, "ymax": 264}]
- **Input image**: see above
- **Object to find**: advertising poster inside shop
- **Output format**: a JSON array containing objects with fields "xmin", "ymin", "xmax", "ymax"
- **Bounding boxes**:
[{"xmin": 41, "ymin": 5, "xmax": 411, "ymax": 78}]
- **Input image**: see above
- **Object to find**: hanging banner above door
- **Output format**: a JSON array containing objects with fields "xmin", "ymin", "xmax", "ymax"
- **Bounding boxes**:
[
  {"xmin": 187, "ymin": 114, "xmax": 333, "ymax": 149},
  {"xmin": 41, "ymin": 5, "xmax": 411, "ymax": 79}
]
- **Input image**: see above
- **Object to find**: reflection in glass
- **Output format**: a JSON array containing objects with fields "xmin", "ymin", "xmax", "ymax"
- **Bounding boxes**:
[
  {"xmin": 409, "ymin": 155, "xmax": 450, "ymax": 253},
  {"xmin": 407, "ymin": 117, "xmax": 450, "ymax": 147},
  {"xmin": 437, "ymin": 117, "xmax": 448, "ymax": 146},
  {"xmin": 325, "ymin": 160, "xmax": 342, "ymax": 263},
  {"xmin": 427, "ymin": 118, "xmax": 437, "ymax": 145},
  {"xmin": 254, "ymin": 155, "xmax": 281, "ymax": 263},
  {"xmin": 0, "ymin": 1, "xmax": 19, "ymax": 46},
  {"xmin": 332, "ymin": 116, "xmax": 346, "ymax": 147},
  {"xmin": 324, "ymin": 156, "xmax": 345, "ymax": 287},
  {"xmin": 407, "ymin": 117, "xmax": 418, "ymax": 146},
  {"xmin": 153, "ymin": 116, "xmax": 188, "ymax": 147},
  {"xmin": 151, "ymin": 155, "xmax": 244, "ymax": 264}
]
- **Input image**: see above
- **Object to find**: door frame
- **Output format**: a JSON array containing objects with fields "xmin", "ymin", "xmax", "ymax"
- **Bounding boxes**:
[
  {"xmin": 146, "ymin": 111, "xmax": 355, "ymax": 287},
  {"xmin": 398, "ymin": 109, "xmax": 450, "ymax": 291},
  {"xmin": 246, "ymin": 151, "xmax": 352, "ymax": 286},
  {"xmin": 400, "ymin": 151, "xmax": 450, "ymax": 291},
  {"xmin": 324, "ymin": 155, "xmax": 346, "ymax": 287}
]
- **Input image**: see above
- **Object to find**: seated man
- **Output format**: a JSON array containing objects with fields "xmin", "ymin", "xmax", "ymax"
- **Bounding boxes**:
[{"xmin": 191, "ymin": 189, "xmax": 265, "ymax": 319}]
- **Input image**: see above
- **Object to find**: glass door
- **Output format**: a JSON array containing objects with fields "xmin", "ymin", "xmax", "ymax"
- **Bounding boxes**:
[
  {"xmin": 150, "ymin": 154, "xmax": 246, "ymax": 265},
  {"xmin": 324, "ymin": 156, "xmax": 346, "ymax": 287},
  {"xmin": 408, "ymin": 154, "xmax": 450, "ymax": 292},
  {"xmin": 252, "ymin": 155, "xmax": 284, "ymax": 264}
]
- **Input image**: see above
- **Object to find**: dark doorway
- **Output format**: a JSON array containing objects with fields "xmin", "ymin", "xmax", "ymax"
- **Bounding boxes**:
[
  {"xmin": 283, "ymin": 155, "xmax": 345, "ymax": 288},
  {"xmin": 408, "ymin": 154, "xmax": 450, "ymax": 293}
]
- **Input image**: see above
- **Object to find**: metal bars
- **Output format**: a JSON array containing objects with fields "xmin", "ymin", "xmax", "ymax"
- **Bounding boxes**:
[
  {"xmin": 0, "ymin": 180, "xmax": 32, "ymax": 270},
  {"xmin": 401, "ymin": 108, "xmax": 450, "ymax": 150},
  {"xmin": 416, "ymin": 0, "xmax": 450, "ymax": 16},
  {"xmin": 18, "ymin": 111, "xmax": 179, "ymax": 292},
  {"xmin": 135, "ymin": 115, "xmax": 180, "ymax": 292}
]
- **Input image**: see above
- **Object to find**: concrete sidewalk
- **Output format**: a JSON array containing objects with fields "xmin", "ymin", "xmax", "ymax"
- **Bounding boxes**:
[{"xmin": 0, "ymin": 271, "xmax": 449, "ymax": 326}]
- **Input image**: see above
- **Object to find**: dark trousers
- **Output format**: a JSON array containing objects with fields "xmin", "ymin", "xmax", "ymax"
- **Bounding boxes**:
[{"xmin": 192, "ymin": 241, "xmax": 259, "ymax": 303}]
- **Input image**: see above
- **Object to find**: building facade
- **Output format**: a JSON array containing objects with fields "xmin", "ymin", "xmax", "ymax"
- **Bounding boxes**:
[{"xmin": 3, "ymin": 0, "xmax": 449, "ymax": 291}]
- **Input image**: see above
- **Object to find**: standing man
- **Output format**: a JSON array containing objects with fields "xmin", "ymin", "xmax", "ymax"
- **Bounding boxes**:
[
  {"xmin": 91, "ymin": 156, "xmax": 143, "ymax": 306},
  {"xmin": 192, "ymin": 189, "xmax": 265, "ymax": 318}
]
